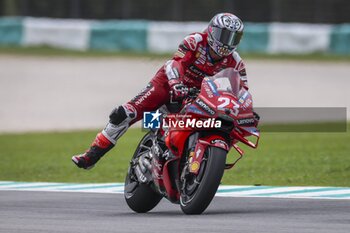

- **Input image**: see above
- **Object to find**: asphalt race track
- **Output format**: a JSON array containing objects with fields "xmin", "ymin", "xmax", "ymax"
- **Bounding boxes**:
[{"xmin": 0, "ymin": 191, "xmax": 349, "ymax": 233}]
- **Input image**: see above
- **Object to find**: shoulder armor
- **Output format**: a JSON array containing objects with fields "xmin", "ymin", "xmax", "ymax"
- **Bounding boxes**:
[{"xmin": 184, "ymin": 33, "xmax": 203, "ymax": 51}]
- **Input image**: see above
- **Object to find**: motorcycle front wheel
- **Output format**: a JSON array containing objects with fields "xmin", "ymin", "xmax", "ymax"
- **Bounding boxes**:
[
  {"xmin": 124, "ymin": 132, "xmax": 162, "ymax": 213},
  {"xmin": 180, "ymin": 146, "xmax": 227, "ymax": 215}
]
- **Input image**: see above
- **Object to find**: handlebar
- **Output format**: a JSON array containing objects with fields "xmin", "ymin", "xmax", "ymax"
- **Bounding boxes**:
[
  {"xmin": 169, "ymin": 86, "xmax": 199, "ymax": 103},
  {"xmin": 187, "ymin": 87, "xmax": 199, "ymax": 99}
]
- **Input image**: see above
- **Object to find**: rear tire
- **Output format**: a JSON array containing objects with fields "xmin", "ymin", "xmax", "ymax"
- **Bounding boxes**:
[
  {"xmin": 180, "ymin": 146, "xmax": 227, "ymax": 215},
  {"xmin": 124, "ymin": 182, "xmax": 162, "ymax": 213},
  {"xmin": 124, "ymin": 133, "xmax": 162, "ymax": 213}
]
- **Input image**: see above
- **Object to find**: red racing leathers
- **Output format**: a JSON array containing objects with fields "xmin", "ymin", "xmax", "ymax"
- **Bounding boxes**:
[
  {"xmin": 72, "ymin": 31, "xmax": 250, "ymax": 169},
  {"xmin": 127, "ymin": 32, "xmax": 248, "ymax": 124}
]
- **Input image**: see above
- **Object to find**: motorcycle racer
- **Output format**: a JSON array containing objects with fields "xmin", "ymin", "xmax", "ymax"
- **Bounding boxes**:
[{"xmin": 72, "ymin": 13, "xmax": 250, "ymax": 169}]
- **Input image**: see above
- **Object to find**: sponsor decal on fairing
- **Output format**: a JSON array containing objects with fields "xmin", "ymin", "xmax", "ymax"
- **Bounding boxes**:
[
  {"xmin": 242, "ymin": 98, "xmax": 252, "ymax": 110},
  {"xmin": 202, "ymin": 81, "xmax": 214, "ymax": 98},
  {"xmin": 195, "ymin": 98, "xmax": 216, "ymax": 116},
  {"xmin": 238, "ymin": 91, "xmax": 249, "ymax": 104},
  {"xmin": 187, "ymin": 105, "xmax": 205, "ymax": 115},
  {"xmin": 237, "ymin": 118, "xmax": 255, "ymax": 125},
  {"xmin": 206, "ymin": 78, "xmax": 219, "ymax": 96}
]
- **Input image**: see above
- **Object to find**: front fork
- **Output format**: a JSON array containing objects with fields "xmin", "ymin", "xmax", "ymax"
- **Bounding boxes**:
[
  {"xmin": 162, "ymin": 132, "xmax": 230, "ymax": 203},
  {"xmin": 186, "ymin": 134, "xmax": 230, "ymax": 176}
]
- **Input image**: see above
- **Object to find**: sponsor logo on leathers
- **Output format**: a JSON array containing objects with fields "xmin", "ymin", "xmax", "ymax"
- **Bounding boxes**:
[
  {"xmin": 131, "ymin": 83, "xmax": 155, "ymax": 106},
  {"xmin": 135, "ymin": 87, "xmax": 155, "ymax": 105},
  {"xmin": 184, "ymin": 34, "xmax": 203, "ymax": 51},
  {"xmin": 185, "ymin": 36, "xmax": 197, "ymax": 51}
]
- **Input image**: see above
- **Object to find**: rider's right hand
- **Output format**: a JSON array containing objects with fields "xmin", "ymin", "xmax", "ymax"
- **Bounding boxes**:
[
  {"xmin": 253, "ymin": 110, "xmax": 260, "ymax": 127},
  {"xmin": 253, "ymin": 111, "xmax": 260, "ymax": 121},
  {"xmin": 169, "ymin": 79, "xmax": 189, "ymax": 101}
]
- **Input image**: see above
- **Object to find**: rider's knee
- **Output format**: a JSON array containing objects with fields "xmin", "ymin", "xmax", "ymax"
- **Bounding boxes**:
[{"xmin": 109, "ymin": 104, "xmax": 137, "ymax": 125}]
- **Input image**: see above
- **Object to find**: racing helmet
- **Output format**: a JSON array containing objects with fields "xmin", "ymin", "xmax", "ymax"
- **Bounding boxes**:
[{"xmin": 207, "ymin": 13, "xmax": 244, "ymax": 57}]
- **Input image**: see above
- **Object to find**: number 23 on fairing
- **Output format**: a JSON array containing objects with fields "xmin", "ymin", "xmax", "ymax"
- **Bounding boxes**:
[{"xmin": 217, "ymin": 97, "xmax": 239, "ymax": 116}]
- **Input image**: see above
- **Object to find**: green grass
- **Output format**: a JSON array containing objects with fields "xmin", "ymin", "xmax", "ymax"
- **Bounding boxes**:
[
  {"xmin": 1, "ymin": 46, "xmax": 350, "ymax": 62},
  {"xmin": 0, "ymin": 126, "xmax": 349, "ymax": 186}
]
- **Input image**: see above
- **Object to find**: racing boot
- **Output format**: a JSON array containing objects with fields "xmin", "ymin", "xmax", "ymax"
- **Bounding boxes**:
[
  {"xmin": 72, "ymin": 104, "xmax": 137, "ymax": 169},
  {"xmin": 72, "ymin": 132, "xmax": 114, "ymax": 169}
]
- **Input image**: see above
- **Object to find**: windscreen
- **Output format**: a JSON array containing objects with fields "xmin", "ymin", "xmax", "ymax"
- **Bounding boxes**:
[{"xmin": 209, "ymin": 68, "xmax": 241, "ymax": 97}]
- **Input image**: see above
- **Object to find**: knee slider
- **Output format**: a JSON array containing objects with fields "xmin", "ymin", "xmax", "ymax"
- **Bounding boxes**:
[
  {"xmin": 109, "ymin": 106, "xmax": 128, "ymax": 125},
  {"xmin": 109, "ymin": 105, "xmax": 136, "ymax": 125}
]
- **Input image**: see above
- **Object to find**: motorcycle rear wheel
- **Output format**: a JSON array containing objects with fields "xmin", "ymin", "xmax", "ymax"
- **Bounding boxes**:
[
  {"xmin": 124, "ymin": 132, "xmax": 162, "ymax": 213},
  {"xmin": 180, "ymin": 146, "xmax": 227, "ymax": 215}
]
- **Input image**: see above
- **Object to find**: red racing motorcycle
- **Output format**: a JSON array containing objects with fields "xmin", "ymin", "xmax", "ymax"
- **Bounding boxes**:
[{"xmin": 124, "ymin": 68, "xmax": 260, "ymax": 214}]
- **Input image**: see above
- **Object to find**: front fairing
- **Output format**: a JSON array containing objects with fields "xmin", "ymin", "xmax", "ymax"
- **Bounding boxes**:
[
  {"xmin": 164, "ymin": 68, "xmax": 259, "ymax": 157},
  {"xmin": 186, "ymin": 70, "xmax": 254, "ymax": 122},
  {"xmin": 186, "ymin": 68, "xmax": 260, "ymax": 148}
]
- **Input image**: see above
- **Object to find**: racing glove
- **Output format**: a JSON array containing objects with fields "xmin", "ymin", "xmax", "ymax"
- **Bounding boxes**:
[
  {"xmin": 253, "ymin": 110, "xmax": 260, "ymax": 127},
  {"xmin": 169, "ymin": 79, "xmax": 189, "ymax": 102},
  {"xmin": 253, "ymin": 111, "xmax": 260, "ymax": 121}
]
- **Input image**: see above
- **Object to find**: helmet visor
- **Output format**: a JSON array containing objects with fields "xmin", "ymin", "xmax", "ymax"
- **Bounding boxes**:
[{"xmin": 211, "ymin": 26, "xmax": 242, "ymax": 47}]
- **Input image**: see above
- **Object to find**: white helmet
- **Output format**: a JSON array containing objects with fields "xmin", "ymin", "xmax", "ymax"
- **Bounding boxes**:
[{"xmin": 207, "ymin": 13, "xmax": 244, "ymax": 57}]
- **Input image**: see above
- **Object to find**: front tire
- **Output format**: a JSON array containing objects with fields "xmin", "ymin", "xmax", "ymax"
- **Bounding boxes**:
[
  {"xmin": 124, "ymin": 132, "xmax": 162, "ymax": 213},
  {"xmin": 180, "ymin": 146, "xmax": 227, "ymax": 215}
]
